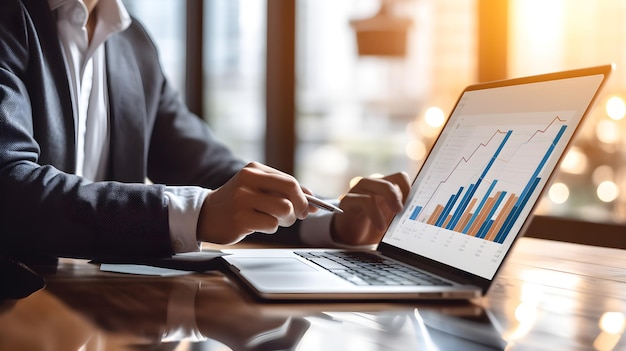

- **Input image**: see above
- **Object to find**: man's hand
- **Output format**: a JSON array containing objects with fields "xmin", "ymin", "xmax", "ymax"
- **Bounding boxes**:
[
  {"xmin": 196, "ymin": 162, "xmax": 317, "ymax": 244},
  {"xmin": 331, "ymin": 172, "xmax": 411, "ymax": 246}
]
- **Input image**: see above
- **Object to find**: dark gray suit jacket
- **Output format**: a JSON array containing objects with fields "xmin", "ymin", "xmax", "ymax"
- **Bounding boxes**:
[{"xmin": 0, "ymin": 0, "xmax": 299, "ymax": 259}]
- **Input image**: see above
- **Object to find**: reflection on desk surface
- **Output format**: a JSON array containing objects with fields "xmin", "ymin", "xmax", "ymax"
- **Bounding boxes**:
[
  {"xmin": 0, "ymin": 238, "xmax": 624, "ymax": 350},
  {"xmin": 0, "ymin": 276, "xmax": 498, "ymax": 351}
]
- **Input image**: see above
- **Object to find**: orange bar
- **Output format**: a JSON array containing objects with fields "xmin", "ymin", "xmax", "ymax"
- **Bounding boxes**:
[
  {"xmin": 468, "ymin": 192, "xmax": 501, "ymax": 236},
  {"xmin": 427, "ymin": 205, "xmax": 444, "ymax": 225},
  {"xmin": 454, "ymin": 198, "xmax": 477, "ymax": 232},
  {"xmin": 485, "ymin": 194, "xmax": 518, "ymax": 241},
  {"xmin": 442, "ymin": 215, "xmax": 453, "ymax": 228},
  {"xmin": 456, "ymin": 212, "xmax": 472, "ymax": 233}
]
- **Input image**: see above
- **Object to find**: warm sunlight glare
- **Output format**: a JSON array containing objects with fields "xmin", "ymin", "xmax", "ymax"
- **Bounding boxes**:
[
  {"xmin": 600, "ymin": 312, "xmax": 625, "ymax": 334},
  {"xmin": 424, "ymin": 106, "xmax": 445, "ymax": 128},
  {"xmin": 606, "ymin": 96, "xmax": 626, "ymax": 121},
  {"xmin": 510, "ymin": 0, "xmax": 564, "ymax": 75}
]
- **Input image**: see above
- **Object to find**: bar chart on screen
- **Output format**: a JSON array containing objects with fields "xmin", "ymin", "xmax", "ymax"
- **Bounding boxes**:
[
  {"xmin": 386, "ymin": 110, "xmax": 576, "ymax": 274},
  {"xmin": 411, "ymin": 116, "xmax": 566, "ymax": 243}
]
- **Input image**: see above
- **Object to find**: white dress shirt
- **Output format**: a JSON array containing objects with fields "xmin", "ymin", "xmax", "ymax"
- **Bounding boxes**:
[{"xmin": 49, "ymin": 0, "xmax": 335, "ymax": 253}]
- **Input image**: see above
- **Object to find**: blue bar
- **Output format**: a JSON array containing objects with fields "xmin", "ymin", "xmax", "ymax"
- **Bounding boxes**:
[
  {"xmin": 495, "ymin": 125, "xmax": 566, "ymax": 243},
  {"xmin": 496, "ymin": 177, "xmax": 541, "ymax": 243},
  {"xmin": 480, "ymin": 130, "xmax": 512, "ymax": 178},
  {"xmin": 476, "ymin": 191, "xmax": 507, "ymax": 238},
  {"xmin": 478, "ymin": 219, "xmax": 495, "ymax": 239},
  {"xmin": 462, "ymin": 180, "xmax": 498, "ymax": 233},
  {"xmin": 435, "ymin": 194, "xmax": 457, "ymax": 227},
  {"xmin": 410, "ymin": 206, "xmax": 422, "ymax": 220},
  {"xmin": 435, "ymin": 187, "xmax": 464, "ymax": 227},
  {"xmin": 527, "ymin": 125, "xmax": 566, "ymax": 185},
  {"xmin": 450, "ymin": 131, "xmax": 511, "ymax": 232},
  {"xmin": 447, "ymin": 183, "xmax": 475, "ymax": 230}
]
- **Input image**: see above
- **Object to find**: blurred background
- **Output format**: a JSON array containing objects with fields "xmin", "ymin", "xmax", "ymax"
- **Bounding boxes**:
[{"xmin": 123, "ymin": 0, "xmax": 626, "ymax": 230}]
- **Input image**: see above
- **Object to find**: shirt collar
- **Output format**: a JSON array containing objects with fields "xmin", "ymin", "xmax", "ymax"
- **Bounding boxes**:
[
  {"xmin": 98, "ymin": 0, "xmax": 132, "ymax": 33},
  {"xmin": 48, "ymin": 0, "xmax": 131, "ymax": 32},
  {"xmin": 48, "ymin": 0, "xmax": 73, "ymax": 11}
]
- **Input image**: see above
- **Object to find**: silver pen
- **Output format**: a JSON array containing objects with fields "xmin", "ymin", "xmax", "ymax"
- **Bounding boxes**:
[{"xmin": 305, "ymin": 194, "xmax": 344, "ymax": 214}]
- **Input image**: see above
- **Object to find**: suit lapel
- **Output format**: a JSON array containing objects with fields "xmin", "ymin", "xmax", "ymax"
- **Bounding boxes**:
[
  {"xmin": 23, "ymin": 0, "xmax": 77, "ymax": 172},
  {"xmin": 105, "ymin": 35, "xmax": 147, "ymax": 183}
]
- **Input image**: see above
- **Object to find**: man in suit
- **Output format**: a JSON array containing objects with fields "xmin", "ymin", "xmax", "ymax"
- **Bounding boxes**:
[{"xmin": 0, "ymin": 0, "xmax": 410, "ymax": 259}]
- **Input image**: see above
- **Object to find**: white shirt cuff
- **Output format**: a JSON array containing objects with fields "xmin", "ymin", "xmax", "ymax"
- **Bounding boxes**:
[{"xmin": 164, "ymin": 186, "xmax": 211, "ymax": 253}]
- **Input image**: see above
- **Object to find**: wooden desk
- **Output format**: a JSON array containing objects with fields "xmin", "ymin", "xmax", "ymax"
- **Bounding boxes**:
[{"xmin": 0, "ymin": 238, "xmax": 624, "ymax": 350}]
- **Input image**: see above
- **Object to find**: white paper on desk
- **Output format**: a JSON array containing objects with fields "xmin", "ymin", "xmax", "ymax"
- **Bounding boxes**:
[
  {"xmin": 96, "ymin": 250, "xmax": 229, "ymax": 275},
  {"xmin": 100, "ymin": 264, "xmax": 192, "ymax": 277},
  {"xmin": 170, "ymin": 250, "xmax": 230, "ymax": 260}
]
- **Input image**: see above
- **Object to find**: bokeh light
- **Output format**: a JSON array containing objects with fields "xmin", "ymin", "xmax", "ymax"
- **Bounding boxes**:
[
  {"xmin": 592, "ymin": 165, "xmax": 614, "ymax": 186},
  {"xmin": 606, "ymin": 96, "xmax": 626, "ymax": 121},
  {"xmin": 424, "ymin": 106, "xmax": 445, "ymax": 128},
  {"xmin": 405, "ymin": 139, "xmax": 427, "ymax": 161},
  {"xmin": 560, "ymin": 147, "xmax": 588, "ymax": 174},
  {"xmin": 597, "ymin": 181, "xmax": 619, "ymax": 202},
  {"xmin": 548, "ymin": 182, "xmax": 569, "ymax": 204},
  {"xmin": 599, "ymin": 312, "xmax": 625, "ymax": 334},
  {"xmin": 596, "ymin": 120, "xmax": 620, "ymax": 144}
]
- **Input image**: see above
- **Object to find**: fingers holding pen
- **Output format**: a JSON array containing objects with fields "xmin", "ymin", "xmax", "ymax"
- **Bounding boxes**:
[
  {"xmin": 197, "ymin": 162, "xmax": 313, "ymax": 244},
  {"xmin": 197, "ymin": 162, "xmax": 411, "ymax": 246},
  {"xmin": 239, "ymin": 162, "xmax": 311, "ymax": 219}
]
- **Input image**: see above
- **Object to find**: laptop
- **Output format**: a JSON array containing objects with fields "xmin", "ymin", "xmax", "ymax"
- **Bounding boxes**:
[{"xmin": 221, "ymin": 64, "xmax": 613, "ymax": 300}]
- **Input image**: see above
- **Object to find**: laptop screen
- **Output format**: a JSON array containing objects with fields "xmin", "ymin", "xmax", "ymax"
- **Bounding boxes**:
[{"xmin": 382, "ymin": 68, "xmax": 609, "ymax": 280}]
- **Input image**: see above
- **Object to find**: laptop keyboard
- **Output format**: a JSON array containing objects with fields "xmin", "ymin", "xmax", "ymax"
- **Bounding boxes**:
[{"xmin": 295, "ymin": 251, "xmax": 452, "ymax": 287}]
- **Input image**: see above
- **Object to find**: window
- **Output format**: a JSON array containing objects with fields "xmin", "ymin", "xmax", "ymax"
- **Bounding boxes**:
[
  {"xmin": 123, "ymin": 0, "xmax": 186, "ymax": 94},
  {"xmin": 203, "ymin": 0, "xmax": 267, "ymax": 162},
  {"xmin": 126, "ymin": 0, "xmax": 626, "ymax": 227},
  {"xmin": 295, "ymin": 0, "xmax": 477, "ymax": 197}
]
